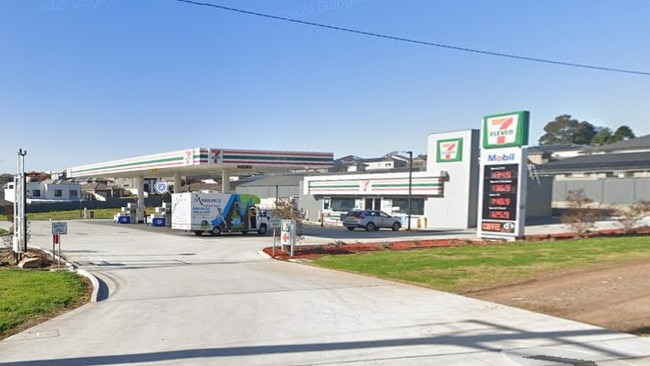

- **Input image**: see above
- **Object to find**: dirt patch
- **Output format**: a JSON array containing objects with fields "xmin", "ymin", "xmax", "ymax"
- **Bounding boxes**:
[{"xmin": 468, "ymin": 258, "xmax": 650, "ymax": 335}]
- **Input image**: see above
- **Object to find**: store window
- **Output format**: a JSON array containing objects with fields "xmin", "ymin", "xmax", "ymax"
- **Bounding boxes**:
[
  {"xmin": 330, "ymin": 197, "xmax": 355, "ymax": 212},
  {"xmin": 70, "ymin": 190, "xmax": 78, "ymax": 198},
  {"xmin": 388, "ymin": 197, "xmax": 424, "ymax": 215},
  {"xmin": 32, "ymin": 190, "xmax": 41, "ymax": 197},
  {"xmin": 55, "ymin": 189, "xmax": 62, "ymax": 197}
]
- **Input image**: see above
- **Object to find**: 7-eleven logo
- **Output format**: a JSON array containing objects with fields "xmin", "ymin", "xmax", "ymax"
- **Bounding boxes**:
[
  {"xmin": 441, "ymin": 142, "xmax": 458, "ymax": 160},
  {"xmin": 487, "ymin": 114, "xmax": 519, "ymax": 146},
  {"xmin": 436, "ymin": 138, "xmax": 463, "ymax": 162}
]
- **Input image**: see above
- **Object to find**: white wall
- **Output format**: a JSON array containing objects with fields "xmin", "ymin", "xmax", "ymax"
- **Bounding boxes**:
[
  {"xmin": 425, "ymin": 129, "xmax": 480, "ymax": 229},
  {"xmin": 4, "ymin": 181, "xmax": 82, "ymax": 203}
]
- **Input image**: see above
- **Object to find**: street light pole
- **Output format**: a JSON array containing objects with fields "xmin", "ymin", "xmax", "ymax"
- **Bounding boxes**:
[{"xmin": 407, "ymin": 151, "xmax": 412, "ymax": 231}]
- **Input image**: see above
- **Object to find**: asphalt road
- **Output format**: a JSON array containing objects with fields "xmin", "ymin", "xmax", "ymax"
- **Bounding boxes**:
[{"xmin": 1, "ymin": 219, "xmax": 649, "ymax": 365}]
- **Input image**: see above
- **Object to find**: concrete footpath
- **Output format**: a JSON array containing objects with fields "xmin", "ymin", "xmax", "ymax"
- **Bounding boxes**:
[{"xmin": 1, "ymin": 220, "xmax": 649, "ymax": 365}]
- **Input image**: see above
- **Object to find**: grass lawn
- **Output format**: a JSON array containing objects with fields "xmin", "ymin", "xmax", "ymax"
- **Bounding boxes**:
[
  {"xmin": 0, "ymin": 207, "xmax": 156, "ymax": 221},
  {"xmin": 0, "ymin": 268, "xmax": 89, "ymax": 339},
  {"xmin": 312, "ymin": 236, "xmax": 650, "ymax": 293}
]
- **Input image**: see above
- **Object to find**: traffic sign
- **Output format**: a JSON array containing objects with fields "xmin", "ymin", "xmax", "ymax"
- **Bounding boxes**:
[{"xmin": 52, "ymin": 222, "xmax": 67, "ymax": 235}]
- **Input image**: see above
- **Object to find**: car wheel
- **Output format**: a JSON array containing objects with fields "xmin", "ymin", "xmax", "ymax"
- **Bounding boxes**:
[
  {"xmin": 365, "ymin": 222, "xmax": 376, "ymax": 231},
  {"xmin": 391, "ymin": 222, "xmax": 401, "ymax": 231},
  {"xmin": 257, "ymin": 224, "xmax": 268, "ymax": 235},
  {"xmin": 211, "ymin": 226, "xmax": 222, "ymax": 236},
  {"xmin": 346, "ymin": 226, "xmax": 355, "ymax": 231}
]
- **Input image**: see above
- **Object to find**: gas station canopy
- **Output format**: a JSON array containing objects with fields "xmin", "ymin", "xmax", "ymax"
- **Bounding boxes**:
[{"xmin": 66, "ymin": 148, "xmax": 334, "ymax": 179}]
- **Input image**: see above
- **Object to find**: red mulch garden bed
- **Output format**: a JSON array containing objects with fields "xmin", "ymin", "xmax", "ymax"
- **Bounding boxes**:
[{"xmin": 262, "ymin": 226, "xmax": 650, "ymax": 261}]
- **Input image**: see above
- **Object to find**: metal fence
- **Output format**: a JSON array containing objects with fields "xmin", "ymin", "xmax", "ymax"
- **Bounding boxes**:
[{"xmin": 553, "ymin": 178, "xmax": 650, "ymax": 205}]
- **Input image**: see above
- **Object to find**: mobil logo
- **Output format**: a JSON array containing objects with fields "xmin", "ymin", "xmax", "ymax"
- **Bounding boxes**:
[{"xmin": 487, "ymin": 153, "xmax": 516, "ymax": 162}]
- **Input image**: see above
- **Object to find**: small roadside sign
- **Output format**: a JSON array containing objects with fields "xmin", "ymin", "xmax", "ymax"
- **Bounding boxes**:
[
  {"xmin": 270, "ymin": 218, "xmax": 282, "ymax": 229},
  {"xmin": 52, "ymin": 222, "xmax": 67, "ymax": 235}
]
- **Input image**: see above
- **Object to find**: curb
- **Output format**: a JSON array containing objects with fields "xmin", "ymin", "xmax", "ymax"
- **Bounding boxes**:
[
  {"xmin": 76, "ymin": 269, "xmax": 100, "ymax": 303},
  {"xmin": 31, "ymin": 247, "xmax": 101, "ymax": 303}
]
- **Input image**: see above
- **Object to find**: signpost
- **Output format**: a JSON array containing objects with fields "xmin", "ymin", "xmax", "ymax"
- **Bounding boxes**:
[
  {"xmin": 478, "ymin": 111, "xmax": 529, "ymax": 240},
  {"xmin": 51, "ymin": 222, "xmax": 67, "ymax": 267},
  {"xmin": 280, "ymin": 219, "xmax": 296, "ymax": 257}
]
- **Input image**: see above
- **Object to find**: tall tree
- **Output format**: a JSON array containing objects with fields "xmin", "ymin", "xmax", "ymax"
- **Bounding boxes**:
[
  {"xmin": 572, "ymin": 121, "xmax": 597, "ymax": 145},
  {"xmin": 538, "ymin": 115, "xmax": 636, "ymax": 146},
  {"xmin": 611, "ymin": 125, "xmax": 635, "ymax": 143},
  {"xmin": 538, "ymin": 115, "xmax": 595, "ymax": 145},
  {"xmin": 591, "ymin": 127, "xmax": 613, "ymax": 146}
]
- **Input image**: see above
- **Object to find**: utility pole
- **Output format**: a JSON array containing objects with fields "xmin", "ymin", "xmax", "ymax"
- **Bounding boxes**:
[{"xmin": 407, "ymin": 151, "xmax": 413, "ymax": 231}]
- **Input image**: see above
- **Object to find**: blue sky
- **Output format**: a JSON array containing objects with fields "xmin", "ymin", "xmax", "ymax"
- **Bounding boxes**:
[{"xmin": 1, "ymin": 0, "xmax": 649, "ymax": 174}]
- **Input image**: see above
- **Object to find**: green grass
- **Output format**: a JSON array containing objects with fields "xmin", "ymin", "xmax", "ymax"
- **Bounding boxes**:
[
  {"xmin": 312, "ymin": 236, "xmax": 650, "ymax": 293},
  {"xmin": 0, "ymin": 269, "xmax": 88, "ymax": 338},
  {"xmin": 0, "ymin": 207, "xmax": 156, "ymax": 221}
]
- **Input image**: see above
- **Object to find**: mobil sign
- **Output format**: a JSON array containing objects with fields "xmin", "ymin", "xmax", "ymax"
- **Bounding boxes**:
[
  {"xmin": 482, "ymin": 111, "xmax": 530, "ymax": 149},
  {"xmin": 486, "ymin": 152, "xmax": 517, "ymax": 163}
]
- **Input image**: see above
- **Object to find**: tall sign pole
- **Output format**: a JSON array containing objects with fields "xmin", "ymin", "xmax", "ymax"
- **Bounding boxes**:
[
  {"xmin": 13, "ymin": 149, "xmax": 27, "ymax": 261},
  {"xmin": 478, "ymin": 111, "xmax": 529, "ymax": 240}
]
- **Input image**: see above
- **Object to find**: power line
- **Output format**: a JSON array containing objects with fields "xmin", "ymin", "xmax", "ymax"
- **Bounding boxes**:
[{"xmin": 171, "ymin": 0, "xmax": 650, "ymax": 77}]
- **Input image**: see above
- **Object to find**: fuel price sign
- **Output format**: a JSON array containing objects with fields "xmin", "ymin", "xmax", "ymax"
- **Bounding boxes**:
[{"xmin": 481, "ymin": 164, "xmax": 519, "ymax": 234}]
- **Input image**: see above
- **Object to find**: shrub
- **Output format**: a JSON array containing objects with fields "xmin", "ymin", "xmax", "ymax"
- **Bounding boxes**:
[
  {"xmin": 614, "ymin": 200, "xmax": 650, "ymax": 233},
  {"xmin": 273, "ymin": 197, "xmax": 305, "ymax": 237},
  {"xmin": 561, "ymin": 189, "xmax": 599, "ymax": 237}
]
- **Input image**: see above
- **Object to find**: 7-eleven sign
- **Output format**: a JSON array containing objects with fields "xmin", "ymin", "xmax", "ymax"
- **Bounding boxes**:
[
  {"xmin": 482, "ymin": 111, "xmax": 530, "ymax": 149},
  {"xmin": 436, "ymin": 138, "xmax": 463, "ymax": 162}
]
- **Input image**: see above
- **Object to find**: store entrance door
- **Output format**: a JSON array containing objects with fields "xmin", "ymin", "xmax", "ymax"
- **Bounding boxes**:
[{"xmin": 364, "ymin": 198, "xmax": 381, "ymax": 210}]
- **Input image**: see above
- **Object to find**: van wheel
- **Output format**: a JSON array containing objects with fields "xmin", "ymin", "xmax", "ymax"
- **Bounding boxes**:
[
  {"xmin": 392, "ymin": 222, "xmax": 401, "ymax": 231},
  {"xmin": 365, "ymin": 222, "xmax": 376, "ymax": 231},
  {"xmin": 193, "ymin": 231, "xmax": 203, "ymax": 236},
  {"xmin": 241, "ymin": 231, "xmax": 248, "ymax": 235},
  {"xmin": 257, "ymin": 224, "xmax": 268, "ymax": 235},
  {"xmin": 346, "ymin": 226, "xmax": 355, "ymax": 231},
  {"xmin": 211, "ymin": 226, "xmax": 222, "ymax": 236}
]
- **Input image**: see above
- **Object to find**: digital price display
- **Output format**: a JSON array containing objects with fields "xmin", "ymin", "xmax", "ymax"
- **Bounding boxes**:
[
  {"xmin": 482, "ymin": 164, "xmax": 519, "ymax": 232},
  {"xmin": 490, "ymin": 183, "xmax": 515, "ymax": 193}
]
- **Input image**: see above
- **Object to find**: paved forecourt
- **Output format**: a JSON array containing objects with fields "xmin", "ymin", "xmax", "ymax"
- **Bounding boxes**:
[{"xmin": 0, "ymin": 220, "xmax": 649, "ymax": 365}]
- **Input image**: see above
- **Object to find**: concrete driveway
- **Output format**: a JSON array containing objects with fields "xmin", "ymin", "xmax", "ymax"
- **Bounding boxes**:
[{"xmin": 1, "ymin": 220, "xmax": 649, "ymax": 365}]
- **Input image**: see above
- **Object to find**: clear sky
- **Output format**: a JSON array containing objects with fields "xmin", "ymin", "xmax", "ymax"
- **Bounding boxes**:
[{"xmin": 1, "ymin": 0, "xmax": 649, "ymax": 174}]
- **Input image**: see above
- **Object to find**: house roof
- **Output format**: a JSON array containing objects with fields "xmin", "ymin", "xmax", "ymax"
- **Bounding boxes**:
[
  {"xmin": 527, "ymin": 144, "xmax": 591, "ymax": 154},
  {"xmin": 236, "ymin": 174, "xmax": 306, "ymax": 187},
  {"xmin": 590, "ymin": 134, "xmax": 650, "ymax": 153},
  {"xmin": 534, "ymin": 151, "xmax": 650, "ymax": 174}
]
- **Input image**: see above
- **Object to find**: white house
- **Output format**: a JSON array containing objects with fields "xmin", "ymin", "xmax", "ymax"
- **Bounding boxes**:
[{"xmin": 4, "ymin": 179, "xmax": 82, "ymax": 203}]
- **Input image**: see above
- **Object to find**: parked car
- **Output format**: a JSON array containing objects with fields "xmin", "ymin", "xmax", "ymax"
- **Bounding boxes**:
[{"xmin": 343, "ymin": 210, "xmax": 402, "ymax": 231}]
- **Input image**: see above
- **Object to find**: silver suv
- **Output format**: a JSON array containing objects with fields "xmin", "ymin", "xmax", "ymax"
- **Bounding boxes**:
[{"xmin": 343, "ymin": 210, "xmax": 402, "ymax": 231}]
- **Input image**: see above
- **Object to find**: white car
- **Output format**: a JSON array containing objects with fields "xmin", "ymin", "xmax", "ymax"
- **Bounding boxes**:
[{"xmin": 343, "ymin": 210, "xmax": 402, "ymax": 231}]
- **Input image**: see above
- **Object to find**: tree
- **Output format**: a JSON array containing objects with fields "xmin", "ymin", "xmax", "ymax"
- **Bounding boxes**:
[
  {"xmin": 538, "ymin": 115, "xmax": 595, "ymax": 145},
  {"xmin": 539, "ymin": 115, "xmax": 636, "ymax": 146},
  {"xmin": 611, "ymin": 125, "xmax": 635, "ymax": 143},
  {"xmin": 591, "ymin": 127, "xmax": 613, "ymax": 146},
  {"xmin": 572, "ymin": 121, "xmax": 597, "ymax": 145}
]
